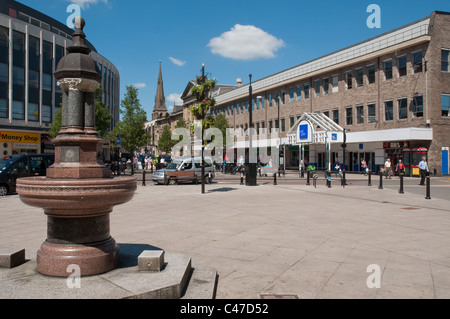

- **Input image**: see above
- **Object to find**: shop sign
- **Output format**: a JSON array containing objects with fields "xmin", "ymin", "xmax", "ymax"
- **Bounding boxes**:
[
  {"xmin": 297, "ymin": 120, "xmax": 313, "ymax": 143},
  {"xmin": 0, "ymin": 131, "xmax": 40, "ymax": 147}
]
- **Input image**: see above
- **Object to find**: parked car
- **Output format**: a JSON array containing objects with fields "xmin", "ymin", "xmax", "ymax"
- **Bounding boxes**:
[
  {"xmin": 152, "ymin": 156, "xmax": 215, "ymax": 185},
  {"xmin": 0, "ymin": 154, "xmax": 55, "ymax": 196}
]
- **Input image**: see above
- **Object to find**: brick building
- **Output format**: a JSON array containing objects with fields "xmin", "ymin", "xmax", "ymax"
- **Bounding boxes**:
[{"xmin": 211, "ymin": 11, "xmax": 450, "ymax": 176}]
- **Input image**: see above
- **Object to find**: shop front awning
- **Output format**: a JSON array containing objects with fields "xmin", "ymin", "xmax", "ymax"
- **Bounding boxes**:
[
  {"xmin": 346, "ymin": 127, "xmax": 433, "ymax": 143},
  {"xmin": 286, "ymin": 112, "xmax": 344, "ymax": 145}
]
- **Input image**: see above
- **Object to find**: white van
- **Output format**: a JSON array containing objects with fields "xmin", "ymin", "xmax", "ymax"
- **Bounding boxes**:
[{"xmin": 151, "ymin": 156, "xmax": 215, "ymax": 185}]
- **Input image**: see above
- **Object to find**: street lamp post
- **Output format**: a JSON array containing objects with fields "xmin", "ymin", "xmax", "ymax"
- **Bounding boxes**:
[
  {"xmin": 201, "ymin": 63, "xmax": 206, "ymax": 194},
  {"xmin": 246, "ymin": 74, "xmax": 257, "ymax": 186},
  {"xmin": 342, "ymin": 128, "xmax": 347, "ymax": 186}
]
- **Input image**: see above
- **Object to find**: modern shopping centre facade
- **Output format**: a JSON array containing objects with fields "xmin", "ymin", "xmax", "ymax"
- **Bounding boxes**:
[{"xmin": 208, "ymin": 11, "xmax": 450, "ymax": 176}]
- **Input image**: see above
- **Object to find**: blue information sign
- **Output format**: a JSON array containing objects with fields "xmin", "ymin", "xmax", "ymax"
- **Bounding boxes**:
[{"xmin": 299, "ymin": 124, "xmax": 309, "ymax": 140}]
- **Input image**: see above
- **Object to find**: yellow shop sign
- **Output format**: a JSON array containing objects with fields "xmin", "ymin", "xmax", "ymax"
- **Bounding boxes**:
[{"xmin": 0, "ymin": 131, "xmax": 40, "ymax": 144}]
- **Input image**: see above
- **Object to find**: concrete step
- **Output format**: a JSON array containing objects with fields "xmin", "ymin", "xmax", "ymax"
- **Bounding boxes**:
[{"xmin": 182, "ymin": 264, "xmax": 218, "ymax": 299}]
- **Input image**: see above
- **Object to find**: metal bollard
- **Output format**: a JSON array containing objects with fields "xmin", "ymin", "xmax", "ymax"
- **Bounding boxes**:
[
  {"xmin": 368, "ymin": 170, "xmax": 372, "ymax": 186},
  {"xmin": 378, "ymin": 172, "xmax": 383, "ymax": 189},
  {"xmin": 273, "ymin": 173, "xmax": 277, "ymax": 185},
  {"xmin": 240, "ymin": 171, "xmax": 244, "ymax": 185},
  {"xmin": 306, "ymin": 170, "xmax": 310, "ymax": 186},
  {"xmin": 425, "ymin": 176, "xmax": 431, "ymax": 199},
  {"xmin": 399, "ymin": 174, "xmax": 404, "ymax": 194},
  {"xmin": 326, "ymin": 171, "xmax": 331, "ymax": 188},
  {"xmin": 142, "ymin": 170, "xmax": 146, "ymax": 186}
]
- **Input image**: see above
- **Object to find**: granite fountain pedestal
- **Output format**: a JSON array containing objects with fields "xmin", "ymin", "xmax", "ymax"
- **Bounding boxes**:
[{"xmin": 16, "ymin": 17, "xmax": 136, "ymax": 277}]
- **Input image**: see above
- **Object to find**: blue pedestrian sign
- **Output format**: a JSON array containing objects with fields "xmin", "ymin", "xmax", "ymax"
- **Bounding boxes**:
[{"xmin": 116, "ymin": 137, "xmax": 121, "ymax": 146}]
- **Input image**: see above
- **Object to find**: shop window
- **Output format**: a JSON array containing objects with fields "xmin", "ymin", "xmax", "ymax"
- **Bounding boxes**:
[
  {"xmin": 412, "ymin": 95, "xmax": 423, "ymax": 118},
  {"xmin": 442, "ymin": 94, "xmax": 450, "ymax": 117},
  {"xmin": 323, "ymin": 78, "xmax": 329, "ymax": 94},
  {"xmin": 331, "ymin": 75, "xmax": 339, "ymax": 93},
  {"xmin": 412, "ymin": 51, "xmax": 423, "ymax": 73},
  {"xmin": 397, "ymin": 56, "xmax": 407, "ymax": 77},
  {"xmin": 367, "ymin": 103, "xmax": 376, "ymax": 123},
  {"xmin": 346, "ymin": 107, "xmax": 353, "ymax": 125},
  {"xmin": 367, "ymin": 65, "xmax": 376, "ymax": 84},
  {"xmin": 355, "ymin": 68, "xmax": 364, "ymax": 87},
  {"xmin": 296, "ymin": 86, "xmax": 302, "ymax": 101},
  {"xmin": 356, "ymin": 105, "xmax": 364, "ymax": 124},
  {"xmin": 384, "ymin": 100, "xmax": 394, "ymax": 121},
  {"xmin": 398, "ymin": 98, "xmax": 408, "ymax": 119},
  {"xmin": 441, "ymin": 49, "xmax": 449, "ymax": 72},
  {"xmin": 304, "ymin": 83, "xmax": 310, "ymax": 99},
  {"xmin": 332, "ymin": 109, "xmax": 339, "ymax": 125},
  {"xmin": 345, "ymin": 71, "xmax": 353, "ymax": 89},
  {"xmin": 384, "ymin": 60, "xmax": 393, "ymax": 80}
]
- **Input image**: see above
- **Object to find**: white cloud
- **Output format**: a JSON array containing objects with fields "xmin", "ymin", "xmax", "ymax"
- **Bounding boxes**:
[
  {"xmin": 133, "ymin": 82, "xmax": 146, "ymax": 88},
  {"xmin": 169, "ymin": 57, "xmax": 186, "ymax": 66},
  {"xmin": 207, "ymin": 24, "xmax": 285, "ymax": 60},
  {"xmin": 68, "ymin": 0, "xmax": 108, "ymax": 9},
  {"xmin": 166, "ymin": 93, "xmax": 183, "ymax": 106}
]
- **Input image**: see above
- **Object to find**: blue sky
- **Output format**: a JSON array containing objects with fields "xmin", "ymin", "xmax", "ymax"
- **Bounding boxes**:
[{"xmin": 17, "ymin": 0, "xmax": 450, "ymax": 118}]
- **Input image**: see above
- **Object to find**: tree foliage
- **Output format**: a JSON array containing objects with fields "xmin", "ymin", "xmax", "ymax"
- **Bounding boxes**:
[
  {"xmin": 157, "ymin": 125, "xmax": 174, "ymax": 154},
  {"xmin": 111, "ymin": 85, "xmax": 150, "ymax": 153},
  {"xmin": 94, "ymin": 89, "xmax": 112, "ymax": 139},
  {"xmin": 211, "ymin": 113, "xmax": 230, "ymax": 144},
  {"xmin": 48, "ymin": 107, "xmax": 62, "ymax": 139}
]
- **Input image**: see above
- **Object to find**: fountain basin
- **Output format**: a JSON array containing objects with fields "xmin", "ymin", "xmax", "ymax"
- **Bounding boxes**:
[{"xmin": 16, "ymin": 176, "xmax": 136, "ymax": 277}]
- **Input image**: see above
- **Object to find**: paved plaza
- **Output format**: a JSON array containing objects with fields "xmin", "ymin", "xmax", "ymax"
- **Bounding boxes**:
[{"xmin": 1, "ymin": 173, "xmax": 450, "ymax": 299}]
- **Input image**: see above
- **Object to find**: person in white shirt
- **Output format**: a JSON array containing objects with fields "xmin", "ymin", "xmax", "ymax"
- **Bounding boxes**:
[{"xmin": 418, "ymin": 156, "xmax": 429, "ymax": 185}]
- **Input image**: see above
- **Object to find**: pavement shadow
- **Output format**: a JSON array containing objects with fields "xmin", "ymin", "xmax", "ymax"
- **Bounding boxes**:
[
  {"xmin": 117, "ymin": 243, "xmax": 164, "ymax": 268},
  {"xmin": 207, "ymin": 187, "xmax": 237, "ymax": 193}
]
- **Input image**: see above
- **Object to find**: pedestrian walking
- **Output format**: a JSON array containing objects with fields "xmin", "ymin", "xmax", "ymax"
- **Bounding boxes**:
[
  {"xmin": 418, "ymin": 156, "xmax": 429, "ymax": 186},
  {"xmin": 334, "ymin": 160, "xmax": 342, "ymax": 177},
  {"xmin": 133, "ymin": 155, "xmax": 138, "ymax": 170},
  {"xmin": 384, "ymin": 158, "xmax": 393, "ymax": 179},
  {"xmin": 396, "ymin": 159, "xmax": 405, "ymax": 178},
  {"xmin": 144, "ymin": 156, "xmax": 149, "ymax": 170},
  {"xmin": 361, "ymin": 159, "xmax": 368, "ymax": 176}
]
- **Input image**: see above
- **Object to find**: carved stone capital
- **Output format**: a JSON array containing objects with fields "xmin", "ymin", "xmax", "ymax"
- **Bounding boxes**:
[{"xmin": 57, "ymin": 78, "xmax": 100, "ymax": 93}]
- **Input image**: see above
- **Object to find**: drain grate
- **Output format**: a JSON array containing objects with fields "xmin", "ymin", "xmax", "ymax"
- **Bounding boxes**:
[
  {"xmin": 401, "ymin": 207, "xmax": 421, "ymax": 210},
  {"xmin": 260, "ymin": 293, "xmax": 299, "ymax": 299}
]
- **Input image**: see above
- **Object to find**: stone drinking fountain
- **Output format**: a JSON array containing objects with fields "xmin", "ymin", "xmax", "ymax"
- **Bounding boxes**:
[{"xmin": 16, "ymin": 17, "xmax": 136, "ymax": 277}]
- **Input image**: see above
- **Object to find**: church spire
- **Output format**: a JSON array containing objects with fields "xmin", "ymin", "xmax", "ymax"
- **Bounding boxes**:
[{"xmin": 153, "ymin": 62, "xmax": 167, "ymax": 117}]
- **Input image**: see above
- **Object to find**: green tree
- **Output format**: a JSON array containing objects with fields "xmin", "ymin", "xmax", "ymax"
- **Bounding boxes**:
[
  {"xmin": 175, "ymin": 117, "xmax": 187, "ymax": 129},
  {"xmin": 158, "ymin": 125, "xmax": 174, "ymax": 154},
  {"xmin": 111, "ymin": 85, "xmax": 149, "ymax": 153},
  {"xmin": 94, "ymin": 88, "xmax": 112, "ymax": 139},
  {"xmin": 211, "ymin": 113, "xmax": 230, "ymax": 144},
  {"xmin": 48, "ymin": 107, "xmax": 62, "ymax": 139}
]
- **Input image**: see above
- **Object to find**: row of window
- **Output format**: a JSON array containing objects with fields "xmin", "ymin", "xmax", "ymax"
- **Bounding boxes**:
[
  {"xmin": 0, "ymin": 25, "xmax": 118, "ymax": 124},
  {"xmin": 337, "ymin": 96, "xmax": 423, "ymax": 126},
  {"xmin": 229, "ymin": 93, "xmax": 450, "ymax": 135},
  {"xmin": 0, "ymin": 98, "xmax": 52, "ymax": 122},
  {"xmin": 215, "ymin": 48, "xmax": 450, "ymax": 123},
  {"xmin": 8, "ymin": 8, "xmax": 71, "ymax": 39}
]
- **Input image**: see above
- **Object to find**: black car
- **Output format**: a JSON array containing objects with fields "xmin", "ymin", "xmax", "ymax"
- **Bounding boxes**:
[{"xmin": 0, "ymin": 154, "xmax": 54, "ymax": 196}]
